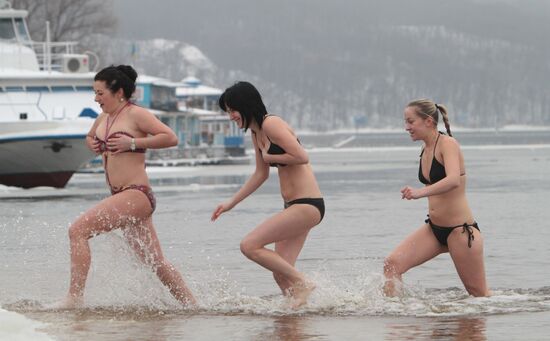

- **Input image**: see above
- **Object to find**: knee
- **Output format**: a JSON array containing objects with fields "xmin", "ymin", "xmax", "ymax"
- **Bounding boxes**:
[
  {"xmin": 383, "ymin": 255, "xmax": 402, "ymax": 277},
  {"xmin": 239, "ymin": 238, "xmax": 259, "ymax": 260}
]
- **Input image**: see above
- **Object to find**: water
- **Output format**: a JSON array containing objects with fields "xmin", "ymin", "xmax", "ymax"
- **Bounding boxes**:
[{"xmin": 1, "ymin": 130, "xmax": 550, "ymax": 340}]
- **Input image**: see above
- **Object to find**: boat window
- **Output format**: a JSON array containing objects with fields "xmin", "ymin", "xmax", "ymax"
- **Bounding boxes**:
[
  {"xmin": 6, "ymin": 86, "xmax": 25, "ymax": 92},
  {"xmin": 151, "ymin": 85, "xmax": 178, "ymax": 111},
  {"xmin": 27, "ymin": 86, "xmax": 51, "ymax": 92},
  {"xmin": 75, "ymin": 86, "xmax": 94, "ymax": 91},
  {"xmin": 0, "ymin": 18, "xmax": 16, "ymax": 40},
  {"xmin": 14, "ymin": 18, "xmax": 30, "ymax": 41},
  {"xmin": 51, "ymin": 86, "xmax": 75, "ymax": 92}
]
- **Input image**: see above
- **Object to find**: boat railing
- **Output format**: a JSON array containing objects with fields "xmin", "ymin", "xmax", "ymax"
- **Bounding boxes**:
[{"xmin": 21, "ymin": 40, "xmax": 79, "ymax": 72}]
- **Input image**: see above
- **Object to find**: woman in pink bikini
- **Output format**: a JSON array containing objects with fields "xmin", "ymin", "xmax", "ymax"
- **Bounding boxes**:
[{"xmin": 60, "ymin": 65, "xmax": 196, "ymax": 308}]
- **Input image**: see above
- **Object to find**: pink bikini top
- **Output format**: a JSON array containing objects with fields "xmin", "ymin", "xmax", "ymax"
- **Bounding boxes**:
[
  {"xmin": 94, "ymin": 131, "xmax": 146, "ymax": 153},
  {"xmin": 94, "ymin": 103, "xmax": 145, "ymax": 153}
]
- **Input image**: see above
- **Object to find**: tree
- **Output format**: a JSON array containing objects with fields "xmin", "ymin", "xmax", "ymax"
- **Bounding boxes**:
[{"xmin": 10, "ymin": 0, "xmax": 117, "ymax": 43}]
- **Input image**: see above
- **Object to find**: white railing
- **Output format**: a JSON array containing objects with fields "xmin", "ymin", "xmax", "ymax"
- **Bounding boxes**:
[{"xmin": 21, "ymin": 40, "xmax": 78, "ymax": 72}]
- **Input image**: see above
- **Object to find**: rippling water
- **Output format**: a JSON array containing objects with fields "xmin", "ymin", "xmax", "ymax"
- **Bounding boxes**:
[{"xmin": 1, "ymin": 130, "xmax": 549, "ymax": 340}]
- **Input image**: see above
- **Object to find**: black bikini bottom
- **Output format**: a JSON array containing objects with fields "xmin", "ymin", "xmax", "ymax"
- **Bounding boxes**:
[
  {"xmin": 284, "ymin": 197, "xmax": 325, "ymax": 222},
  {"xmin": 425, "ymin": 215, "xmax": 480, "ymax": 248},
  {"xmin": 111, "ymin": 185, "xmax": 156, "ymax": 213}
]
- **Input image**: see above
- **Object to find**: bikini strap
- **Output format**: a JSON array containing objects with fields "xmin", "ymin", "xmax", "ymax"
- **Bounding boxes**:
[
  {"xmin": 105, "ymin": 102, "xmax": 131, "ymax": 139},
  {"xmin": 461, "ymin": 222, "xmax": 478, "ymax": 248},
  {"xmin": 433, "ymin": 132, "xmax": 441, "ymax": 158}
]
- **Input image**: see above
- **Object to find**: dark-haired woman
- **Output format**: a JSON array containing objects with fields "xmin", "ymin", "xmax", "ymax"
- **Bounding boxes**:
[
  {"xmin": 383, "ymin": 99, "xmax": 490, "ymax": 297},
  {"xmin": 211, "ymin": 81, "xmax": 324, "ymax": 308},
  {"xmin": 60, "ymin": 65, "xmax": 196, "ymax": 308}
]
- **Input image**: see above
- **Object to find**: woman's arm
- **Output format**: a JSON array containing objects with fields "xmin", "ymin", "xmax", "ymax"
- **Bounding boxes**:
[
  {"xmin": 108, "ymin": 107, "xmax": 178, "ymax": 153},
  {"xmin": 211, "ymin": 133, "xmax": 270, "ymax": 220},
  {"xmin": 401, "ymin": 137, "xmax": 462, "ymax": 199},
  {"xmin": 260, "ymin": 116, "xmax": 309, "ymax": 165},
  {"xmin": 133, "ymin": 107, "xmax": 178, "ymax": 149}
]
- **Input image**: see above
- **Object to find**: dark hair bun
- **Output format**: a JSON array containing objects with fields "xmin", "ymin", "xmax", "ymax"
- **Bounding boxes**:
[{"xmin": 116, "ymin": 65, "xmax": 137, "ymax": 83}]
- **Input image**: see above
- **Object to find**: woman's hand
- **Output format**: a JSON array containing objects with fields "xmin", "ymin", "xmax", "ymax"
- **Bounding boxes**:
[
  {"xmin": 253, "ymin": 132, "xmax": 270, "ymax": 164},
  {"xmin": 211, "ymin": 201, "xmax": 233, "ymax": 221},
  {"xmin": 401, "ymin": 185, "xmax": 423, "ymax": 200},
  {"xmin": 258, "ymin": 142, "xmax": 271, "ymax": 164},
  {"xmin": 87, "ymin": 136, "xmax": 102, "ymax": 154},
  {"xmin": 107, "ymin": 134, "xmax": 132, "ymax": 154}
]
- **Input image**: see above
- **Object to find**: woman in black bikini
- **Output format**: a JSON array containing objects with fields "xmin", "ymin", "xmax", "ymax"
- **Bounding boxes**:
[
  {"xmin": 211, "ymin": 81, "xmax": 324, "ymax": 308},
  {"xmin": 60, "ymin": 65, "xmax": 196, "ymax": 308},
  {"xmin": 383, "ymin": 98, "xmax": 490, "ymax": 297}
]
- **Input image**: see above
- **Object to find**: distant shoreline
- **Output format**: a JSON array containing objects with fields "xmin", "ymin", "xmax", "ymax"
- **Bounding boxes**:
[{"xmin": 296, "ymin": 125, "xmax": 550, "ymax": 135}]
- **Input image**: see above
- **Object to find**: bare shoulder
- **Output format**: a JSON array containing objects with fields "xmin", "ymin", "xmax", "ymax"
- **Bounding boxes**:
[
  {"xmin": 127, "ymin": 104, "xmax": 152, "ymax": 118},
  {"xmin": 263, "ymin": 115, "xmax": 290, "ymax": 134},
  {"xmin": 128, "ymin": 105, "xmax": 154, "ymax": 119},
  {"xmin": 440, "ymin": 134, "xmax": 461, "ymax": 152}
]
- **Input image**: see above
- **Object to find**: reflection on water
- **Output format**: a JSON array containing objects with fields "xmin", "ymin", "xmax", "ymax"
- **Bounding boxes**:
[
  {"xmin": 386, "ymin": 317, "xmax": 486, "ymax": 341},
  {"xmin": 254, "ymin": 316, "xmax": 322, "ymax": 341}
]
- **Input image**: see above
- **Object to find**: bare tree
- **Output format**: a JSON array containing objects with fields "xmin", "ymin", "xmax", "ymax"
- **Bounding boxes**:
[{"xmin": 10, "ymin": 0, "xmax": 117, "ymax": 43}]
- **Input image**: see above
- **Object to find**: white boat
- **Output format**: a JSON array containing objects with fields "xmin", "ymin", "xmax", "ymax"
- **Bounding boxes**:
[{"xmin": 0, "ymin": 1, "xmax": 98, "ymax": 188}]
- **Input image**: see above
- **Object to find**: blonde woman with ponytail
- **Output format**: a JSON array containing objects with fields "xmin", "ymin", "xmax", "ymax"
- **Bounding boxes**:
[{"xmin": 383, "ymin": 99, "xmax": 490, "ymax": 297}]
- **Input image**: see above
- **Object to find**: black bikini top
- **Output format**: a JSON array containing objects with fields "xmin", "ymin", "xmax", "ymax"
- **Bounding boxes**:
[
  {"xmin": 95, "ymin": 131, "xmax": 146, "ymax": 153},
  {"xmin": 418, "ymin": 133, "xmax": 446, "ymax": 185},
  {"xmin": 253, "ymin": 131, "xmax": 300, "ymax": 168},
  {"xmin": 266, "ymin": 136, "xmax": 294, "ymax": 168}
]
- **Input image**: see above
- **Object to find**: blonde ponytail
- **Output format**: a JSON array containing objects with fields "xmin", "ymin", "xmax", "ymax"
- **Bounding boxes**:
[
  {"xmin": 407, "ymin": 99, "xmax": 453, "ymax": 137},
  {"xmin": 435, "ymin": 104, "xmax": 452, "ymax": 137}
]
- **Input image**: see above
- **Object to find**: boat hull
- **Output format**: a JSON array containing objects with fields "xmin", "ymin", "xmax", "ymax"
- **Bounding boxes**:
[
  {"xmin": 0, "ymin": 123, "xmax": 95, "ymax": 188},
  {"xmin": 0, "ymin": 171, "xmax": 74, "ymax": 188}
]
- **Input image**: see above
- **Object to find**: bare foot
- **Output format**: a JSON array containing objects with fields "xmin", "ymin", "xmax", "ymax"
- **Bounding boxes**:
[
  {"xmin": 48, "ymin": 295, "xmax": 84, "ymax": 310},
  {"xmin": 383, "ymin": 278, "xmax": 403, "ymax": 297},
  {"xmin": 289, "ymin": 281, "xmax": 316, "ymax": 309},
  {"xmin": 180, "ymin": 296, "xmax": 199, "ymax": 310},
  {"xmin": 283, "ymin": 287, "xmax": 294, "ymax": 297}
]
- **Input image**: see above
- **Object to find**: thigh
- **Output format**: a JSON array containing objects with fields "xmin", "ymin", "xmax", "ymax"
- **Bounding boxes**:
[
  {"xmin": 447, "ymin": 228, "xmax": 487, "ymax": 286},
  {"xmin": 274, "ymin": 232, "xmax": 309, "ymax": 266},
  {"xmin": 123, "ymin": 217, "xmax": 165, "ymax": 265},
  {"xmin": 73, "ymin": 190, "xmax": 152, "ymax": 238},
  {"xmin": 387, "ymin": 224, "xmax": 448, "ymax": 273},
  {"xmin": 245, "ymin": 204, "xmax": 320, "ymax": 248}
]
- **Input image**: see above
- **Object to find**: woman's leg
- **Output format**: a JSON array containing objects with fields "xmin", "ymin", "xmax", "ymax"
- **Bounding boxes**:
[
  {"xmin": 383, "ymin": 223, "xmax": 447, "ymax": 296},
  {"xmin": 447, "ymin": 227, "xmax": 490, "ymax": 297},
  {"xmin": 64, "ymin": 190, "xmax": 148, "ymax": 307},
  {"xmin": 273, "ymin": 232, "xmax": 309, "ymax": 295},
  {"xmin": 123, "ymin": 216, "xmax": 197, "ymax": 307},
  {"xmin": 239, "ymin": 203, "xmax": 320, "ymax": 307}
]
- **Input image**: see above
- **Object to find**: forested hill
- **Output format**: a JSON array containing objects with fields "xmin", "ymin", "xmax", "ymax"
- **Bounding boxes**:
[{"xmin": 109, "ymin": 0, "xmax": 550, "ymax": 130}]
